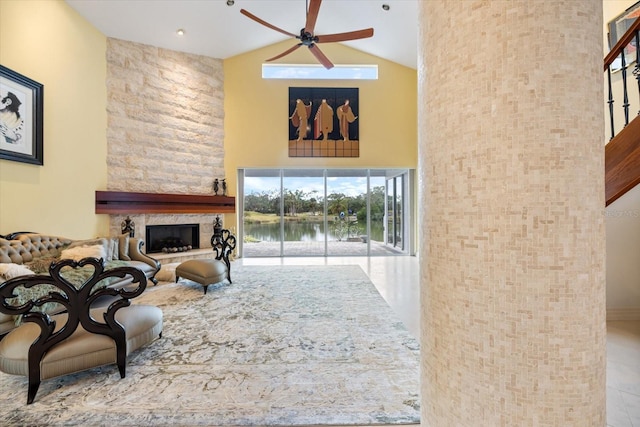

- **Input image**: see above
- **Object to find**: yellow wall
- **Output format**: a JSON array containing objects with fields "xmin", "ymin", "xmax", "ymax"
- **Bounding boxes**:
[
  {"xmin": 223, "ymin": 40, "xmax": 417, "ymax": 226},
  {"xmin": 0, "ymin": 0, "xmax": 107, "ymax": 239}
]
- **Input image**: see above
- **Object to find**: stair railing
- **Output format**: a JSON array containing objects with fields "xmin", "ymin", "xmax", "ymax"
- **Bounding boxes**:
[{"xmin": 604, "ymin": 17, "xmax": 640, "ymax": 140}]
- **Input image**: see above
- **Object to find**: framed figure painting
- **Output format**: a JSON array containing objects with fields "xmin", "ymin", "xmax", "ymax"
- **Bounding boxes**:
[
  {"xmin": 0, "ymin": 65, "xmax": 43, "ymax": 165},
  {"xmin": 288, "ymin": 87, "xmax": 359, "ymax": 158}
]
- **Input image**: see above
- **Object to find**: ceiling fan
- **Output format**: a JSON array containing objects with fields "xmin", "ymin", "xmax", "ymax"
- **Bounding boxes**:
[{"xmin": 240, "ymin": 0, "xmax": 374, "ymax": 69}]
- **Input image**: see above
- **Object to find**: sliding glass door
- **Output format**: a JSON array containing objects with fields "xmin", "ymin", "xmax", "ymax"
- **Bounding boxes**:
[
  {"xmin": 326, "ymin": 169, "xmax": 368, "ymax": 256},
  {"xmin": 386, "ymin": 174, "xmax": 404, "ymax": 250},
  {"xmin": 282, "ymin": 169, "xmax": 325, "ymax": 256},
  {"xmin": 241, "ymin": 169, "xmax": 282, "ymax": 258},
  {"xmin": 369, "ymin": 170, "xmax": 388, "ymax": 249},
  {"xmin": 239, "ymin": 168, "xmax": 413, "ymax": 257}
]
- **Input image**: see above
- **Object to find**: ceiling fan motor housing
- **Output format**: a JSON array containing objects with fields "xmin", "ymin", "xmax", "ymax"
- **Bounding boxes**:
[{"xmin": 299, "ymin": 29, "xmax": 318, "ymax": 46}]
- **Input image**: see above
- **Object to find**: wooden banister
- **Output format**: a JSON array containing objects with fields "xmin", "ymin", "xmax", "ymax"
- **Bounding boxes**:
[
  {"xmin": 604, "ymin": 17, "xmax": 640, "ymax": 71},
  {"xmin": 605, "ymin": 116, "xmax": 640, "ymax": 206},
  {"xmin": 603, "ymin": 16, "xmax": 640, "ymax": 205}
]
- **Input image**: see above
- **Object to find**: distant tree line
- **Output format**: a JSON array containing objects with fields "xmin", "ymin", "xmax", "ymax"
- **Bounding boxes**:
[{"xmin": 244, "ymin": 186, "xmax": 386, "ymax": 223}]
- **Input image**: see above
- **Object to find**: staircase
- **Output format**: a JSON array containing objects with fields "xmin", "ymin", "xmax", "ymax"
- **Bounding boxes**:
[{"xmin": 604, "ymin": 17, "xmax": 640, "ymax": 206}]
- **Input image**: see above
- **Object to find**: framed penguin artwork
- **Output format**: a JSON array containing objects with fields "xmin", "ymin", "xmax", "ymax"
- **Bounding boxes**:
[
  {"xmin": 0, "ymin": 65, "xmax": 44, "ymax": 165},
  {"xmin": 288, "ymin": 87, "xmax": 359, "ymax": 158}
]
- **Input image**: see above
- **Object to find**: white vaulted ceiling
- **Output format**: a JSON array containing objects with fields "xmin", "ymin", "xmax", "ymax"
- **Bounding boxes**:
[{"xmin": 65, "ymin": 0, "xmax": 418, "ymax": 69}]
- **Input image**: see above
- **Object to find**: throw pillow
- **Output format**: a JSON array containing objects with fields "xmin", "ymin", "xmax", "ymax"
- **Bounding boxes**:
[
  {"xmin": 24, "ymin": 255, "xmax": 59, "ymax": 274},
  {"xmin": 59, "ymin": 244, "xmax": 106, "ymax": 262},
  {"xmin": 67, "ymin": 238, "xmax": 112, "ymax": 260},
  {"xmin": 118, "ymin": 233, "xmax": 131, "ymax": 261},
  {"xmin": 108, "ymin": 237, "xmax": 119, "ymax": 261},
  {"xmin": 0, "ymin": 263, "xmax": 35, "ymax": 281}
]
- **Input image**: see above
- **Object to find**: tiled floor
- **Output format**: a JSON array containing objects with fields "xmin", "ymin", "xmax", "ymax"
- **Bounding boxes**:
[
  {"xmin": 607, "ymin": 321, "xmax": 640, "ymax": 427},
  {"xmin": 237, "ymin": 255, "xmax": 640, "ymax": 426}
]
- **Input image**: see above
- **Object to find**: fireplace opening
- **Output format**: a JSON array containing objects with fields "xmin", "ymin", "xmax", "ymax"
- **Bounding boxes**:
[{"xmin": 146, "ymin": 224, "xmax": 200, "ymax": 254}]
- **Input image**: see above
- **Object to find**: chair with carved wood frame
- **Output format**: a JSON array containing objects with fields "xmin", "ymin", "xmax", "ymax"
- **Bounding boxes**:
[{"xmin": 0, "ymin": 258, "xmax": 162, "ymax": 404}]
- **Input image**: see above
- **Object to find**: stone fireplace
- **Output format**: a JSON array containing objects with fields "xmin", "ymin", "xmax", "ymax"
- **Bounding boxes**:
[
  {"xmin": 98, "ymin": 192, "xmax": 235, "ymax": 256},
  {"xmin": 107, "ymin": 213, "xmax": 220, "ymax": 255},
  {"xmin": 145, "ymin": 223, "xmax": 200, "ymax": 254},
  {"xmin": 104, "ymin": 39, "xmax": 228, "ymax": 260}
]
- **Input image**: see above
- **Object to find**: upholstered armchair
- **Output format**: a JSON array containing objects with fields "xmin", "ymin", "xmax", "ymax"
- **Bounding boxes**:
[{"xmin": 0, "ymin": 258, "xmax": 162, "ymax": 404}]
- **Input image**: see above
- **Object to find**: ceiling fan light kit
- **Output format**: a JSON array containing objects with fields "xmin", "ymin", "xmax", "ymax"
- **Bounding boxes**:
[{"xmin": 240, "ymin": 0, "xmax": 374, "ymax": 70}]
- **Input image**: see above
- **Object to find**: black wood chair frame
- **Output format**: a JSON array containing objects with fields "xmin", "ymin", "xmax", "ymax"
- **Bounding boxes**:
[{"xmin": 0, "ymin": 258, "xmax": 149, "ymax": 404}]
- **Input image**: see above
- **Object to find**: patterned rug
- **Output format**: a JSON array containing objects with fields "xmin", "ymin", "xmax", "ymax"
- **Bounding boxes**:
[{"xmin": 0, "ymin": 265, "xmax": 420, "ymax": 426}]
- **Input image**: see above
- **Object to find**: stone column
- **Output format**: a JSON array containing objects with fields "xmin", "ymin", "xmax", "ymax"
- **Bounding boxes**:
[{"xmin": 418, "ymin": 1, "xmax": 606, "ymax": 425}]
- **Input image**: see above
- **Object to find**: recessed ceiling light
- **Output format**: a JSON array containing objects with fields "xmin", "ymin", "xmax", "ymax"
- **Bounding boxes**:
[
  {"xmin": 176, "ymin": 29, "xmax": 185, "ymax": 36},
  {"xmin": 382, "ymin": 4, "xmax": 390, "ymax": 11},
  {"xmin": 226, "ymin": 0, "xmax": 234, "ymax": 6}
]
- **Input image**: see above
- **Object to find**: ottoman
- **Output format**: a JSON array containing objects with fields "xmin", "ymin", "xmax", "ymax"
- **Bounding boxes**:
[{"xmin": 175, "ymin": 259, "xmax": 229, "ymax": 294}]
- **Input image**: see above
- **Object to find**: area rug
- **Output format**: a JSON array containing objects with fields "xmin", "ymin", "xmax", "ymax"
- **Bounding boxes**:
[{"xmin": 0, "ymin": 265, "xmax": 420, "ymax": 426}]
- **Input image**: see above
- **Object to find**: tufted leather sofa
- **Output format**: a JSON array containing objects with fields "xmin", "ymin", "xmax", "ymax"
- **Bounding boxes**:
[{"xmin": 0, "ymin": 233, "xmax": 160, "ymax": 336}]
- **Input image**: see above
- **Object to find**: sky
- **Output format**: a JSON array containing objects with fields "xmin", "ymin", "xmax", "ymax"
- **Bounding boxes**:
[{"xmin": 244, "ymin": 176, "xmax": 387, "ymax": 198}]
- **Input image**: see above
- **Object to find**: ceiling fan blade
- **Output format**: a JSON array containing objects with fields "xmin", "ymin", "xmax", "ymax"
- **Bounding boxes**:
[
  {"xmin": 304, "ymin": 0, "xmax": 322, "ymax": 34},
  {"xmin": 240, "ymin": 9, "xmax": 298, "ymax": 38},
  {"xmin": 316, "ymin": 28, "xmax": 374, "ymax": 43},
  {"xmin": 266, "ymin": 43, "xmax": 303, "ymax": 62},
  {"xmin": 308, "ymin": 44, "xmax": 334, "ymax": 69}
]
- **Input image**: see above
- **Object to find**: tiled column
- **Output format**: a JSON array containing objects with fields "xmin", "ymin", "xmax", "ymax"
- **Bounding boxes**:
[{"xmin": 418, "ymin": 1, "xmax": 606, "ymax": 425}]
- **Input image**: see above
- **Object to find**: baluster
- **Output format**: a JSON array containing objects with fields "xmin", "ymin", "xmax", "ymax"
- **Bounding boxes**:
[
  {"xmin": 634, "ymin": 30, "xmax": 640, "ymax": 116},
  {"xmin": 621, "ymin": 49, "xmax": 630, "ymax": 126},
  {"xmin": 608, "ymin": 66, "xmax": 615, "ymax": 140}
]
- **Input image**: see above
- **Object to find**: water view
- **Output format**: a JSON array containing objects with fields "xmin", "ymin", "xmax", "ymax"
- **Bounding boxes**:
[{"xmin": 244, "ymin": 220, "xmax": 385, "ymax": 242}]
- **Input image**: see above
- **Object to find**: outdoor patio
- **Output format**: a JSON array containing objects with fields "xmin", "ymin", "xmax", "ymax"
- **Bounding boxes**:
[{"xmin": 242, "ymin": 239, "xmax": 406, "ymax": 257}]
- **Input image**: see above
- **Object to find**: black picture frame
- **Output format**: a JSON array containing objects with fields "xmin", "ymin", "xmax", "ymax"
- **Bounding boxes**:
[
  {"xmin": 607, "ymin": 1, "xmax": 640, "ymax": 71},
  {"xmin": 0, "ymin": 65, "xmax": 43, "ymax": 165},
  {"xmin": 288, "ymin": 87, "xmax": 360, "ymax": 158}
]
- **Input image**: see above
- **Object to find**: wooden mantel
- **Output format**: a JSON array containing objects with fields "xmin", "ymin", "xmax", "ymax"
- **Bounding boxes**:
[{"xmin": 95, "ymin": 191, "xmax": 235, "ymax": 214}]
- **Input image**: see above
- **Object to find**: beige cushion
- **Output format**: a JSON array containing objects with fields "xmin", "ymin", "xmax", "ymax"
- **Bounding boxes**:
[
  {"xmin": 108, "ymin": 237, "xmax": 119, "ymax": 261},
  {"xmin": 67, "ymin": 238, "xmax": 111, "ymax": 259},
  {"xmin": 176, "ymin": 259, "xmax": 227, "ymax": 286},
  {"xmin": 0, "ymin": 263, "xmax": 34, "ymax": 280},
  {"xmin": 0, "ymin": 305, "xmax": 162, "ymax": 379},
  {"xmin": 0, "ymin": 313, "xmax": 16, "ymax": 335},
  {"xmin": 123, "ymin": 260, "xmax": 155, "ymax": 278},
  {"xmin": 0, "ymin": 312, "xmax": 14, "ymax": 323},
  {"xmin": 60, "ymin": 244, "xmax": 106, "ymax": 262},
  {"xmin": 118, "ymin": 234, "xmax": 131, "ymax": 261}
]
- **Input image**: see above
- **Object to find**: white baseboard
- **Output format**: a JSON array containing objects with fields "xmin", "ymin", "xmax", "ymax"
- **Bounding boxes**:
[{"xmin": 607, "ymin": 308, "xmax": 640, "ymax": 321}]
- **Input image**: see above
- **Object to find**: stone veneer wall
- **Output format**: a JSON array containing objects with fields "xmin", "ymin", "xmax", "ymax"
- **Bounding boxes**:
[
  {"xmin": 105, "ymin": 38, "xmax": 225, "ymax": 248},
  {"xmin": 419, "ymin": 1, "xmax": 606, "ymax": 425}
]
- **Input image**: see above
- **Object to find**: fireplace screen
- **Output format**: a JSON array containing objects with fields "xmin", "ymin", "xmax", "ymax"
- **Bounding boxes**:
[{"xmin": 146, "ymin": 224, "xmax": 200, "ymax": 254}]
